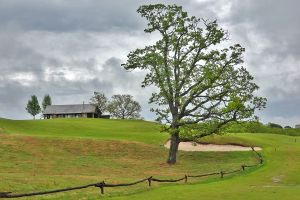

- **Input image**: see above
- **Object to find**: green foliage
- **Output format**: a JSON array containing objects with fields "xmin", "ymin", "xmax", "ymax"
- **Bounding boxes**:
[
  {"xmin": 122, "ymin": 4, "xmax": 267, "ymax": 140},
  {"xmin": 179, "ymin": 121, "xmax": 227, "ymax": 141},
  {"xmin": 224, "ymin": 121, "xmax": 300, "ymax": 136},
  {"xmin": 25, "ymin": 95, "xmax": 41, "ymax": 119},
  {"xmin": 179, "ymin": 120, "xmax": 300, "ymax": 140},
  {"xmin": 89, "ymin": 91, "xmax": 108, "ymax": 114},
  {"xmin": 224, "ymin": 121, "xmax": 265, "ymax": 133},
  {"xmin": 42, "ymin": 94, "xmax": 52, "ymax": 111},
  {"xmin": 107, "ymin": 94, "xmax": 142, "ymax": 119}
]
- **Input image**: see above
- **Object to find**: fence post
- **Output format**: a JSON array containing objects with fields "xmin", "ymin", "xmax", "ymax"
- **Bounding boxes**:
[
  {"xmin": 99, "ymin": 181, "xmax": 105, "ymax": 194},
  {"xmin": 95, "ymin": 181, "xmax": 105, "ymax": 195},
  {"xmin": 184, "ymin": 175, "xmax": 188, "ymax": 183},
  {"xmin": 241, "ymin": 165, "xmax": 245, "ymax": 171},
  {"xmin": 148, "ymin": 177, "xmax": 152, "ymax": 187},
  {"xmin": 220, "ymin": 171, "xmax": 224, "ymax": 178}
]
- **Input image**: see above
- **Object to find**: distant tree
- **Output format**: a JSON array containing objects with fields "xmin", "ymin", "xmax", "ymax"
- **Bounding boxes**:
[
  {"xmin": 89, "ymin": 92, "xmax": 108, "ymax": 116},
  {"xmin": 107, "ymin": 94, "xmax": 141, "ymax": 119},
  {"xmin": 284, "ymin": 126, "xmax": 292, "ymax": 129},
  {"xmin": 268, "ymin": 122, "xmax": 283, "ymax": 129},
  {"xmin": 42, "ymin": 94, "xmax": 52, "ymax": 111},
  {"xmin": 122, "ymin": 4, "xmax": 267, "ymax": 164},
  {"xmin": 26, "ymin": 95, "xmax": 41, "ymax": 119}
]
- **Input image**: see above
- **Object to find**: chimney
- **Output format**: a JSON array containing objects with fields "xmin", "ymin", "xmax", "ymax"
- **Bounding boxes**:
[{"xmin": 82, "ymin": 101, "xmax": 85, "ymax": 113}]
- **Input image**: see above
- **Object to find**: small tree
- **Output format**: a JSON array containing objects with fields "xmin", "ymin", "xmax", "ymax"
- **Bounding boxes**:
[
  {"xmin": 122, "ymin": 4, "xmax": 266, "ymax": 164},
  {"xmin": 42, "ymin": 94, "xmax": 52, "ymax": 111},
  {"xmin": 89, "ymin": 92, "xmax": 108, "ymax": 116},
  {"xmin": 26, "ymin": 95, "xmax": 41, "ymax": 119},
  {"xmin": 107, "ymin": 94, "xmax": 141, "ymax": 119}
]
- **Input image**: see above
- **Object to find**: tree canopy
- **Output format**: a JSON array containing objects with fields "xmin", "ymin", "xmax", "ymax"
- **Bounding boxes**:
[
  {"xmin": 122, "ymin": 4, "xmax": 267, "ymax": 164},
  {"xmin": 90, "ymin": 92, "xmax": 108, "ymax": 115},
  {"xmin": 107, "ymin": 94, "xmax": 141, "ymax": 119},
  {"xmin": 26, "ymin": 95, "xmax": 41, "ymax": 119},
  {"xmin": 42, "ymin": 94, "xmax": 52, "ymax": 111}
]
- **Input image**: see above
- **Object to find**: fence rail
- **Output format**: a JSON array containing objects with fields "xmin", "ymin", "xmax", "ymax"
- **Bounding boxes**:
[{"xmin": 0, "ymin": 147, "xmax": 263, "ymax": 199}]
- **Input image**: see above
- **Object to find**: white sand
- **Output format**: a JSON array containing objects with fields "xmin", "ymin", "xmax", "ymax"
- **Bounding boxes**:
[{"xmin": 164, "ymin": 141, "xmax": 262, "ymax": 152}]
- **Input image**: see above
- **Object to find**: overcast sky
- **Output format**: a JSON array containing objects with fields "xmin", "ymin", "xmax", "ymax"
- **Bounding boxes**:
[{"xmin": 0, "ymin": 0, "xmax": 299, "ymax": 126}]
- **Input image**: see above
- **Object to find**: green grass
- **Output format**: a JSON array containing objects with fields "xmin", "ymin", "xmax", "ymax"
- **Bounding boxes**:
[
  {"xmin": 0, "ymin": 118, "xmax": 299, "ymax": 199},
  {"xmin": 110, "ymin": 134, "xmax": 300, "ymax": 200},
  {"xmin": 0, "ymin": 118, "xmax": 167, "ymax": 144}
]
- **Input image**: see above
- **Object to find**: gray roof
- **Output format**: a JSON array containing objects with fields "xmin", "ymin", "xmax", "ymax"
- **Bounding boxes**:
[{"xmin": 43, "ymin": 104, "xmax": 97, "ymax": 114}]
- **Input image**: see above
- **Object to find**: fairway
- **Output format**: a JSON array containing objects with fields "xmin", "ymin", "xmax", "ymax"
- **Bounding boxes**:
[
  {"xmin": 0, "ymin": 118, "xmax": 167, "ymax": 144},
  {"xmin": 0, "ymin": 118, "xmax": 299, "ymax": 199},
  {"xmin": 110, "ymin": 134, "xmax": 300, "ymax": 200}
]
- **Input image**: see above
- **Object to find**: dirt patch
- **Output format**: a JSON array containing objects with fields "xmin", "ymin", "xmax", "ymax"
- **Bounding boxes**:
[{"xmin": 165, "ymin": 141, "xmax": 262, "ymax": 152}]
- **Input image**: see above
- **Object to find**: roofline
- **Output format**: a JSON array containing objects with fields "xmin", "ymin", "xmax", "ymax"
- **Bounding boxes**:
[
  {"xmin": 43, "ymin": 113, "xmax": 96, "ymax": 115},
  {"xmin": 43, "ymin": 104, "xmax": 98, "ymax": 115},
  {"xmin": 45, "ymin": 104, "xmax": 95, "ymax": 106}
]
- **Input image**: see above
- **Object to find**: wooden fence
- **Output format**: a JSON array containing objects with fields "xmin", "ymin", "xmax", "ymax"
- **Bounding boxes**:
[{"xmin": 0, "ymin": 147, "xmax": 263, "ymax": 199}]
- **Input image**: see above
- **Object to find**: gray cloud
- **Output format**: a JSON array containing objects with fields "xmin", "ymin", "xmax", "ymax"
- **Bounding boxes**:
[
  {"xmin": 217, "ymin": 0, "xmax": 300, "ymax": 125},
  {"xmin": 0, "ymin": 0, "xmax": 141, "ymax": 32},
  {"xmin": 0, "ymin": 0, "xmax": 189, "ymax": 32},
  {"xmin": 0, "ymin": 0, "xmax": 299, "ymax": 126}
]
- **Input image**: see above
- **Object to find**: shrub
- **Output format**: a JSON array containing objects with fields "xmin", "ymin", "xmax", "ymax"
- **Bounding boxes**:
[
  {"xmin": 267, "ymin": 122, "xmax": 283, "ymax": 129},
  {"xmin": 224, "ymin": 121, "xmax": 300, "ymax": 136}
]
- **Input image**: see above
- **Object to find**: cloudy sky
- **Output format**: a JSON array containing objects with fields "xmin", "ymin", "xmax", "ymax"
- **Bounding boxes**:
[{"xmin": 0, "ymin": 0, "xmax": 299, "ymax": 126}]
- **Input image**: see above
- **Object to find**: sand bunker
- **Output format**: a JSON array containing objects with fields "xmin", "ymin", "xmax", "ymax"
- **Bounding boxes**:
[{"xmin": 164, "ymin": 141, "xmax": 262, "ymax": 152}]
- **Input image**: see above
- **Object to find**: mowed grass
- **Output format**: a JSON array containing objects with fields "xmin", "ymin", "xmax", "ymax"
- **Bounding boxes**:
[
  {"xmin": 0, "ymin": 136, "xmax": 257, "ymax": 199},
  {"xmin": 0, "ymin": 118, "xmax": 167, "ymax": 144},
  {"xmin": 110, "ymin": 134, "xmax": 300, "ymax": 200},
  {"xmin": 0, "ymin": 118, "xmax": 299, "ymax": 199}
]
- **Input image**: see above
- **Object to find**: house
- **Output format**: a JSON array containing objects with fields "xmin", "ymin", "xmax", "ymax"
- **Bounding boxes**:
[
  {"xmin": 295, "ymin": 124, "xmax": 300, "ymax": 129},
  {"xmin": 43, "ymin": 104, "xmax": 110, "ymax": 119}
]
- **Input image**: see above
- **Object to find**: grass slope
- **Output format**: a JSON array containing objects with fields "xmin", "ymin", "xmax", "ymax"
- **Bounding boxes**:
[
  {"xmin": 0, "ymin": 118, "xmax": 299, "ymax": 199},
  {"xmin": 0, "ymin": 118, "xmax": 167, "ymax": 144},
  {"xmin": 110, "ymin": 134, "xmax": 300, "ymax": 200}
]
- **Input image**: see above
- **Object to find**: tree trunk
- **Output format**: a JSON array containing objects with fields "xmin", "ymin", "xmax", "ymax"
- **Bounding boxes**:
[{"xmin": 167, "ymin": 129, "xmax": 180, "ymax": 164}]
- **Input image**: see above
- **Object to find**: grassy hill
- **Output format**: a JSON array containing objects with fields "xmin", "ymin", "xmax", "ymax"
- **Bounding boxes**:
[
  {"xmin": 0, "ymin": 118, "xmax": 299, "ymax": 199},
  {"xmin": 0, "ymin": 118, "xmax": 167, "ymax": 144},
  {"xmin": 113, "ymin": 134, "xmax": 300, "ymax": 200}
]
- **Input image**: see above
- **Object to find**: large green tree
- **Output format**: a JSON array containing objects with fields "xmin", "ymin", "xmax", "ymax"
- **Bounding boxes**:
[
  {"xmin": 107, "ymin": 94, "xmax": 141, "ymax": 119},
  {"xmin": 26, "ymin": 95, "xmax": 41, "ymax": 119},
  {"xmin": 122, "ymin": 4, "xmax": 267, "ymax": 164},
  {"xmin": 42, "ymin": 94, "xmax": 52, "ymax": 111}
]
